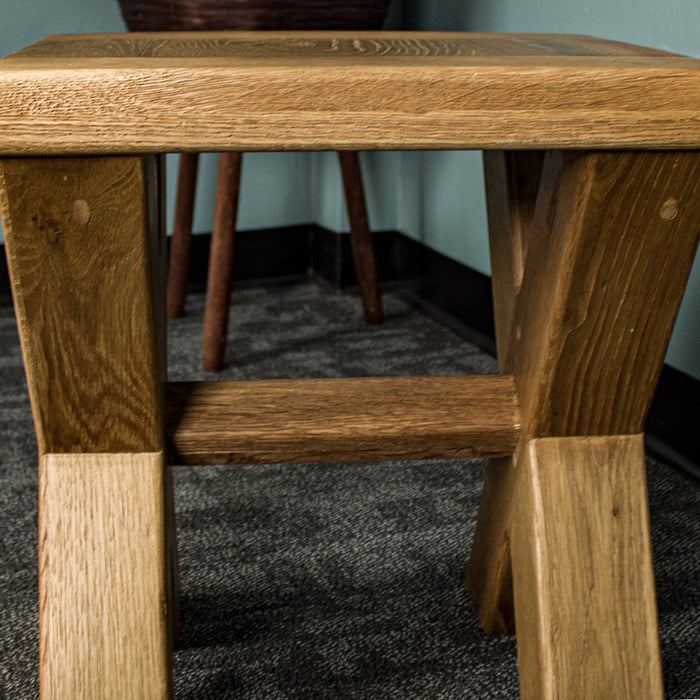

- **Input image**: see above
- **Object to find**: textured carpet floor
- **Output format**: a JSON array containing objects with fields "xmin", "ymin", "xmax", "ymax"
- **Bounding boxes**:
[{"xmin": 0, "ymin": 281, "xmax": 698, "ymax": 698}]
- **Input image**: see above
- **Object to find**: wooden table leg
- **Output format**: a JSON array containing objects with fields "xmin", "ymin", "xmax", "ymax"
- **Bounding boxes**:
[
  {"xmin": 467, "ymin": 151, "xmax": 544, "ymax": 634},
  {"xmin": 0, "ymin": 156, "xmax": 174, "ymax": 698},
  {"xmin": 469, "ymin": 150, "xmax": 700, "ymax": 697},
  {"xmin": 512, "ymin": 434, "xmax": 662, "ymax": 698}
]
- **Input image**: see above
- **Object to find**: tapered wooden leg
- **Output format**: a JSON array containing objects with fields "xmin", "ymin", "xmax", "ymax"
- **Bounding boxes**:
[
  {"xmin": 509, "ymin": 151, "xmax": 700, "ymax": 438},
  {"xmin": 465, "ymin": 455, "xmax": 516, "ymax": 634},
  {"xmin": 469, "ymin": 150, "xmax": 700, "ymax": 695},
  {"xmin": 167, "ymin": 152, "xmax": 200, "ymax": 319},
  {"xmin": 511, "ymin": 435, "xmax": 662, "ymax": 699},
  {"xmin": 39, "ymin": 452, "xmax": 171, "ymax": 698},
  {"xmin": 467, "ymin": 151, "xmax": 543, "ymax": 634},
  {"xmin": 0, "ymin": 156, "xmax": 173, "ymax": 697},
  {"xmin": 338, "ymin": 151, "xmax": 383, "ymax": 324},
  {"xmin": 153, "ymin": 155, "xmax": 181, "ymax": 650},
  {"xmin": 202, "ymin": 151, "xmax": 242, "ymax": 372},
  {"xmin": 480, "ymin": 151, "xmax": 544, "ymax": 361},
  {"xmin": 164, "ymin": 458, "xmax": 180, "ymax": 650}
]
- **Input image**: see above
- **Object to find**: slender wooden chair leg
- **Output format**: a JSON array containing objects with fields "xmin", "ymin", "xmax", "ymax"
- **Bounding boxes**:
[
  {"xmin": 0, "ymin": 155, "xmax": 173, "ymax": 698},
  {"xmin": 202, "ymin": 151, "xmax": 243, "ymax": 372},
  {"xmin": 470, "ymin": 149, "xmax": 700, "ymax": 697},
  {"xmin": 167, "ymin": 152, "xmax": 200, "ymax": 319},
  {"xmin": 338, "ymin": 151, "xmax": 383, "ymax": 324}
]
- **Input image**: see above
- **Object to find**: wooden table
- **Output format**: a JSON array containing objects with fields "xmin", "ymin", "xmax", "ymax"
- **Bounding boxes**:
[{"xmin": 1, "ymin": 32, "xmax": 698, "ymax": 699}]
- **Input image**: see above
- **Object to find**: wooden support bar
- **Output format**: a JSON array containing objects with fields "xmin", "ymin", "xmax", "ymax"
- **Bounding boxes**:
[
  {"xmin": 512, "ymin": 150, "xmax": 700, "ymax": 438},
  {"xmin": 0, "ymin": 156, "xmax": 164, "ymax": 454},
  {"xmin": 338, "ymin": 150, "xmax": 383, "ymax": 325},
  {"xmin": 483, "ymin": 150, "xmax": 544, "ymax": 364},
  {"xmin": 166, "ymin": 376, "xmax": 520, "ymax": 465},
  {"xmin": 166, "ymin": 152, "xmax": 199, "ymax": 319},
  {"xmin": 201, "ymin": 151, "xmax": 243, "ymax": 372}
]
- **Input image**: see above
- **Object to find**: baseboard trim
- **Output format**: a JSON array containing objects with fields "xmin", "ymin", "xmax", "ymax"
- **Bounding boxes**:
[
  {"xmin": 183, "ymin": 224, "xmax": 314, "ymax": 291},
  {"xmin": 1, "ymin": 227, "xmax": 697, "ymax": 473}
]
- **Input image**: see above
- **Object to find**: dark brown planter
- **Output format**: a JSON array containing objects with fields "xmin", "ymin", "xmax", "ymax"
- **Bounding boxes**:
[{"xmin": 116, "ymin": 0, "xmax": 391, "ymax": 32}]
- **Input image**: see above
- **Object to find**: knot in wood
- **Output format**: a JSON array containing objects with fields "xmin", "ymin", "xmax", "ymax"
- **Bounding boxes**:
[
  {"xmin": 72, "ymin": 199, "xmax": 91, "ymax": 227},
  {"xmin": 659, "ymin": 198, "xmax": 680, "ymax": 220},
  {"xmin": 31, "ymin": 212, "xmax": 63, "ymax": 244}
]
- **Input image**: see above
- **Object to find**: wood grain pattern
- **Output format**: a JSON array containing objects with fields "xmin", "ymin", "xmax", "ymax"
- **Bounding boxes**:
[
  {"xmin": 510, "ymin": 435, "xmax": 663, "ymax": 699},
  {"xmin": 166, "ymin": 376, "xmax": 520, "ymax": 465},
  {"xmin": 0, "ymin": 156, "xmax": 164, "ymax": 453},
  {"xmin": 510, "ymin": 150, "xmax": 700, "ymax": 437},
  {"xmin": 482, "ymin": 151, "xmax": 544, "ymax": 364},
  {"xmin": 7, "ymin": 32, "xmax": 675, "ymax": 60},
  {"xmin": 147, "ymin": 153, "xmax": 179, "ymax": 648},
  {"xmin": 1, "ymin": 33, "xmax": 699, "ymax": 154},
  {"xmin": 39, "ymin": 452, "xmax": 171, "ymax": 699},
  {"xmin": 2, "ymin": 31, "xmax": 696, "ymax": 698},
  {"xmin": 467, "ymin": 149, "xmax": 700, "ymax": 637},
  {"xmin": 467, "ymin": 151, "xmax": 544, "ymax": 635},
  {"xmin": 465, "ymin": 454, "xmax": 517, "ymax": 635}
]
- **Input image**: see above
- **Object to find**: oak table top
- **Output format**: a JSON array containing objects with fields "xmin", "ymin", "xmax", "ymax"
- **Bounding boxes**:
[{"xmin": 1, "ymin": 31, "xmax": 699, "ymax": 154}]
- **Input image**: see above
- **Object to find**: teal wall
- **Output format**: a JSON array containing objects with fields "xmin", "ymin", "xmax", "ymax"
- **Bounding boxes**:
[
  {"xmin": 1, "ymin": 0, "xmax": 698, "ymax": 378},
  {"xmin": 395, "ymin": 0, "xmax": 700, "ymax": 379}
]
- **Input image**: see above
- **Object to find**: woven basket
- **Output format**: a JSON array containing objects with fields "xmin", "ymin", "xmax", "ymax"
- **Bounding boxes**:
[{"xmin": 117, "ymin": 0, "xmax": 391, "ymax": 32}]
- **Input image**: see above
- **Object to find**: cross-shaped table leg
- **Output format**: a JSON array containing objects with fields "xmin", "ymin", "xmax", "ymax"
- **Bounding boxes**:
[
  {"xmin": 468, "ymin": 149, "xmax": 700, "ymax": 698},
  {"xmin": 1, "ymin": 148, "xmax": 698, "ymax": 698},
  {"xmin": 0, "ymin": 155, "xmax": 177, "ymax": 698}
]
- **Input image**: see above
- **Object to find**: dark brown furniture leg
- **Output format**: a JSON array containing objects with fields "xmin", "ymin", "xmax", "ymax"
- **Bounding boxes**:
[
  {"xmin": 202, "ymin": 151, "xmax": 243, "ymax": 372},
  {"xmin": 167, "ymin": 152, "xmax": 199, "ymax": 319},
  {"xmin": 338, "ymin": 151, "xmax": 383, "ymax": 324},
  {"xmin": 201, "ymin": 150, "xmax": 383, "ymax": 371}
]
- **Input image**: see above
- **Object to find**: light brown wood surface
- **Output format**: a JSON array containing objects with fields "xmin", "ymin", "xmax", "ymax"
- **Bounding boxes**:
[
  {"xmin": 467, "ymin": 151, "xmax": 543, "ymax": 633},
  {"xmin": 0, "ymin": 156, "xmax": 164, "ymax": 453},
  {"xmin": 1, "ymin": 154, "xmax": 176, "ymax": 694},
  {"xmin": 6, "ymin": 32, "xmax": 676, "ymax": 60},
  {"xmin": 510, "ymin": 435, "xmax": 663, "ymax": 700},
  {"xmin": 509, "ymin": 150, "xmax": 700, "ymax": 438},
  {"xmin": 1, "ymin": 32, "xmax": 700, "ymax": 154},
  {"xmin": 465, "ymin": 454, "xmax": 517, "ymax": 634},
  {"xmin": 39, "ymin": 452, "xmax": 171, "ymax": 699},
  {"xmin": 482, "ymin": 151, "xmax": 544, "ymax": 364},
  {"xmin": 468, "ymin": 149, "xmax": 700, "ymax": 648},
  {"xmin": 166, "ymin": 376, "xmax": 520, "ymax": 465}
]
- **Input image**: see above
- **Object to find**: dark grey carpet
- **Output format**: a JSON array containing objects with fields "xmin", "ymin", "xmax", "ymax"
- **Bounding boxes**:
[{"xmin": 0, "ymin": 281, "xmax": 698, "ymax": 698}]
